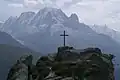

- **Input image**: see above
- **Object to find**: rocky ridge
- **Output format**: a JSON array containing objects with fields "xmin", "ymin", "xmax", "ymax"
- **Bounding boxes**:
[{"xmin": 7, "ymin": 46, "xmax": 115, "ymax": 80}]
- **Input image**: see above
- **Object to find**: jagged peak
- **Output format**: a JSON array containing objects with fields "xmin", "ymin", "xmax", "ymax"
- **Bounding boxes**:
[
  {"xmin": 19, "ymin": 11, "xmax": 35, "ymax": 17},
  {"xmin": 37, "ymin": 7, "xmax": 67, "ymax": 17},
  {"xmin": 33, "ymin": 7, "xmax": 68, "ymax": 23},
  {"xmin": 69, "ymin": 13, "xmax": 79, "ymax": 22},
  {"xmin": 17, "ymin": 11, "xmax": 36, "ymax": 24}
]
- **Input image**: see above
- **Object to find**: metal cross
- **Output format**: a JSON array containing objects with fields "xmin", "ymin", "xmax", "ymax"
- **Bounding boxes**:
[{"xmin": 60, "ymin": 30, "xmax": 69, "ymax": 47}]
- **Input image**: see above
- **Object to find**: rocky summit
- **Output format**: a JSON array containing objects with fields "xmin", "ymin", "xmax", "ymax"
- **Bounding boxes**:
[{"xmin": 7, "ymin": 46, "xmax": 115, "ymax": 80}]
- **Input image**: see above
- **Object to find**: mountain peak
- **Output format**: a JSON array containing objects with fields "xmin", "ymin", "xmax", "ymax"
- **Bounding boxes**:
[
  {"xmin": 17, "ymin": 11, "xmax": 35, "ymax": 24},
  {"xmin": 18, "ymin": 11, "xmax": 35, "ymax": 20},
  {"xmin": 30, "ymin": 7, "xmax": 68, "ymax": 26},
  {"xmin": 37, "ymin": 7, "xmax": 62, "ymax": 16},
  {"xmin": 20, "ymin": 11, "xmax": 35, "ymax": 17},
  {"xmin": 38, "ymin": 7, "xmax": 67, "ymax": 20},
  {"xmin": 69, "ymin": 13, "xmax": 79, "ymax": 22}
]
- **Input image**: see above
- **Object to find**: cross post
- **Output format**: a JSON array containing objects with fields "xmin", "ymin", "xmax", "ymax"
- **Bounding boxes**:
[{"xmin": 60, "ymin": 30, "xmax": 69, "ymax": 47}]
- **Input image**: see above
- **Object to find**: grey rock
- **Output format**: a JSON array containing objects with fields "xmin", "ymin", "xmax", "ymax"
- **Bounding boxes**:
[{"xmin": 7, "ymin": 55, "xmax": 33, "ymax": 80}]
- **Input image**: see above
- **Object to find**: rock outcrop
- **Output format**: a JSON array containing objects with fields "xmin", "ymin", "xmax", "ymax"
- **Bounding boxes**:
[
  {"xmin": 7, "ymin": 55, "xmax": 33, "ymax": 80},
  {"xmin": 7, "ymin": 46, "xmax": 115, "ymax": 80}
]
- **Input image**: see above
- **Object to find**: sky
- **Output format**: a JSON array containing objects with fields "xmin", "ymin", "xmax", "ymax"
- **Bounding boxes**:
[{"xmin": 0, "ymin": 0, "xmax": 120, "ymax": 31}]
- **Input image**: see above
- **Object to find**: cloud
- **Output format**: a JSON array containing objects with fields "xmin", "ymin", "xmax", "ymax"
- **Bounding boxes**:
[
  {"xmin": 4, "ymin": 0, "xmax": 23, "ymax": 3},
  {"xmin": 23, "ymin": 0, "xmax": 57, "ymax": 9},
  {"xmin": 3, "ymin": 0, "xmax": 91, "ymax": 9},
  {"xmin": 22, "ymin": 0, "xmax": 81, "ymax": 9},
  {"xmin": 8, "ymin": 3, "xmax": 24, "ymax": 8},
  {"xmin": 4, "ymin": 0, "xmax": 110, "ymax": 9},
  {"xmin": 23, "ymin": 0, "xmax": 38, "ymax": 8}
]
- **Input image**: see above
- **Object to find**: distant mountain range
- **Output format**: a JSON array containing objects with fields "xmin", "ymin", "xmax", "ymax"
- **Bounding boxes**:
[
  {"xmin": 90, "ymin": 25, "xmax": 120, "ymax": 43},
  {"xmin": 0, "ymin": 8, "xmax": 120, "ymax": 56}
]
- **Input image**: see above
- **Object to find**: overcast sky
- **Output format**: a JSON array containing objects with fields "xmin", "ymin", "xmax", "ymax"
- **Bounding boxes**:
[{"xmin": 0, "ymin": 0, "xmax": 120, "ymax": 31}]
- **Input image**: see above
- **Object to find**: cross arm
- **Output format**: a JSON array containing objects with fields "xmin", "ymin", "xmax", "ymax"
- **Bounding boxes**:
[{"xmin": 60, "ymin": 35, "xmax": 69, "ymax": 36}]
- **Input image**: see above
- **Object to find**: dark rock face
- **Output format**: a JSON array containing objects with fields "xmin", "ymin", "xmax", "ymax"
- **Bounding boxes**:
[
  {"xmin": 31, "ymin": 56, "xmax": 52, "ymax": 80},
  {"xmin": 69, "ymin": 13, "xmax": 79, "ymax": 22},
  {"xmin": 56, "ymin": 46, "xmax": 79, "ymax": 61},
  {"xmin": 7, "ymin": 46, "xmax": 115, "ymax": 80},
  {"xmin": 7, "ymin": 55, "xmax": 33, "ymax": 80}
]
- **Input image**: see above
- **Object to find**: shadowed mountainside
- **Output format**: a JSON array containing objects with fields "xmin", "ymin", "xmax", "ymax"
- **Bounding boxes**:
[{"xmin": 0, "ymin": 44, "xmax": 40, "ymax": 80}]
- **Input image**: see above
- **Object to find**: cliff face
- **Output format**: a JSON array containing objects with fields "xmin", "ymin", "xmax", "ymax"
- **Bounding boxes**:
[{"xmin": 7, "ymin": 46, "xmax": 115, "ymax": 80}]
